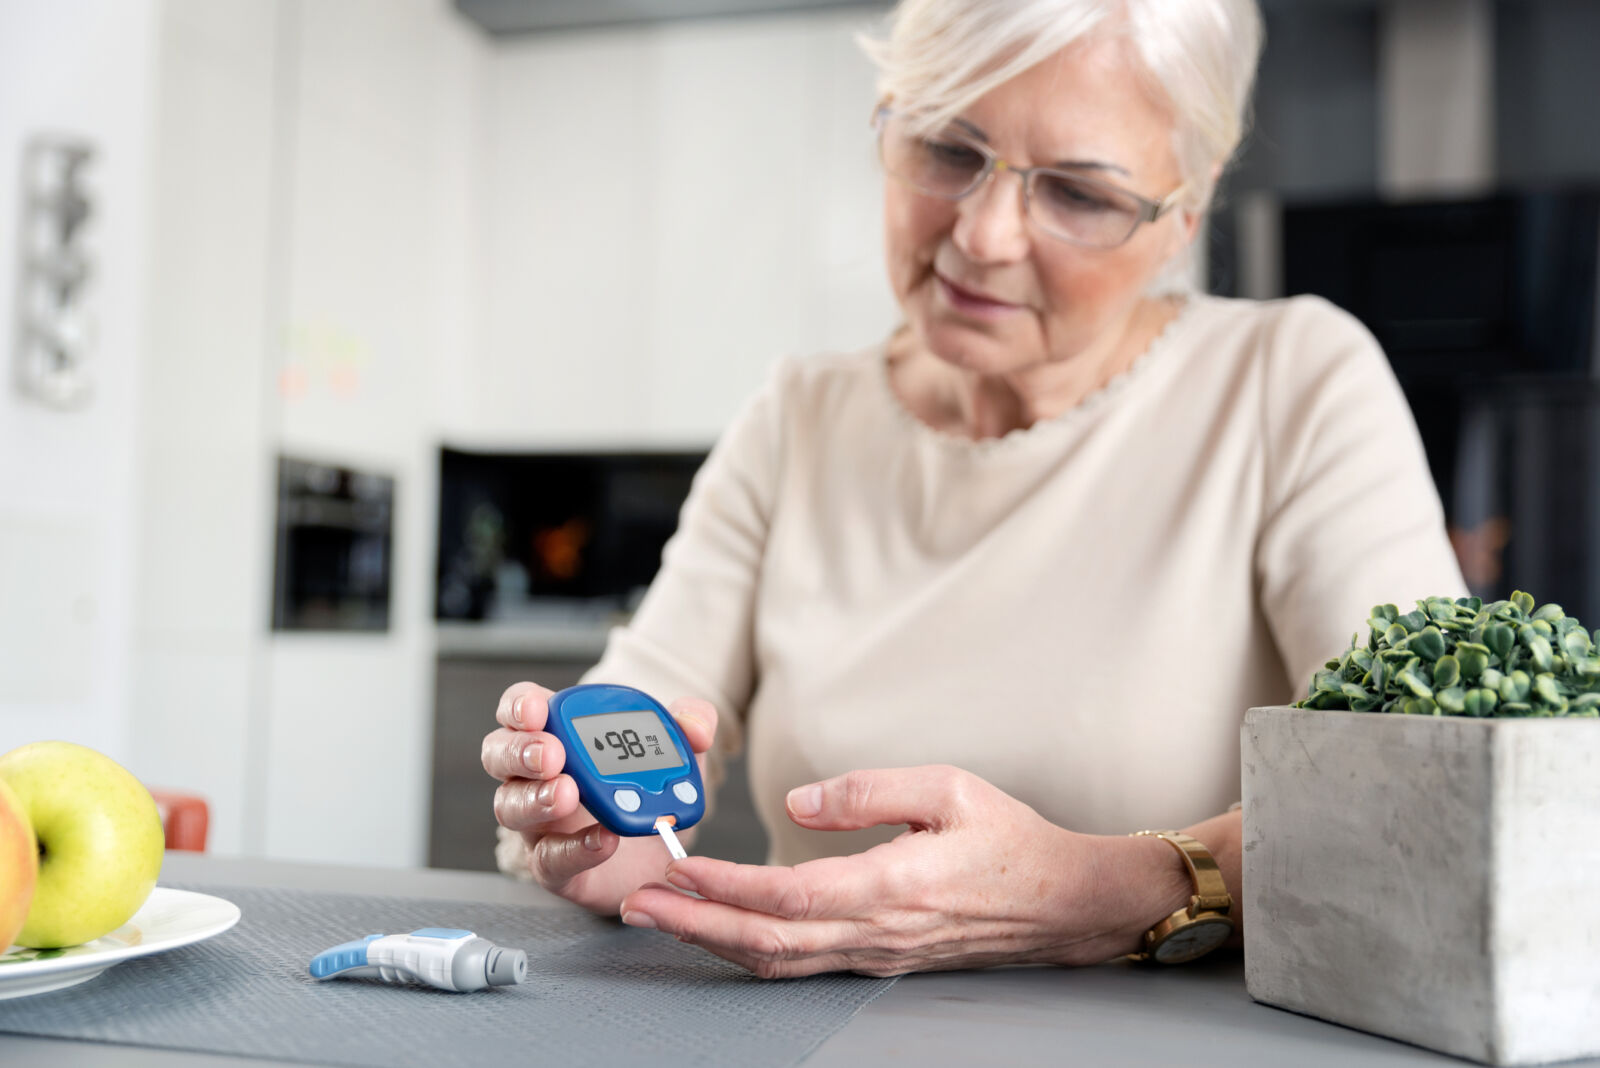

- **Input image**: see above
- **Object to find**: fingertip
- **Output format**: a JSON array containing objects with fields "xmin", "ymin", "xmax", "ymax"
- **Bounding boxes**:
[
  {"xmin": 666, "ymin": 855, "xmax": 713, "ymax": 878},
  {"xmin": 582, "ymin": 825, "xmax": 617, "ymax": 852},
  {"xmin": 786, "ymin": 783, "xmax": 823, "ymax": 820},
  {"xmin": 497, "ymin": 684, "xmax": 553, "ymax": 731},
  {"xmin": 533, "ymin": 826, "xmax": 613, "ymax": 887},
  {"xmin": 550, "ymin": 773, "xmax": 583, "ymax": 819},
  {"xmin": 671, "ymin": 700, "xmax": 718, "ymax": 753},
  {"xmin": 521, "ymin": 691, "xmax": 552, "ymax": 731},
  {"xmin": 685, "ymin": 723, "xmax": 715, "ymax": 755},
  {"xmin": 670, "ymin": 697, "xmax": 717, "ymax": 731},
  {"xmin": 542, "ymin": 733, "xmax": 568, "ymax": 778}
]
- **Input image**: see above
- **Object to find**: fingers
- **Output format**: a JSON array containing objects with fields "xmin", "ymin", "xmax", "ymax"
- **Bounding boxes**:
[
  {"xmin": 783, "ymin": 765, "xmax": 968, "ymax": 833},
  {"xmin": 495, "ymin": 682, "xmax": 554, "ymax": 731},
  {"xmin": 666, "ymin": 936, "xmax": 859, "ymax": 980},
  {"xmin": 494, "ymin": 773, "xmax": 583, "ymax": 832},
  {"xmin": 662, "ymin": 855, "xmax": 889, "ymax": 921},
  {"xmin": 621, "ymin": 883, "xmax": 865, "ymax": 978},
  {"xmin": 667, "ymin": 697, "xmax": 718, "ymax": 755},
  {"xmin": 495, "ymin": 686, "xmax": 715, "ymax": 753},
  {"xmin": 526, "ymin": 825, "xmax": 621, "ymax": 890},
  {"xmin": 481, "ymin": 728, "xmax": 566, "ymax": 782}
]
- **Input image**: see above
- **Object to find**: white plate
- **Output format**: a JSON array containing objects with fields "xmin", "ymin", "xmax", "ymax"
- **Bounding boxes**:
[{"xmin": 0, "ymin": 887, "xmax": 241, "ymax": 999}]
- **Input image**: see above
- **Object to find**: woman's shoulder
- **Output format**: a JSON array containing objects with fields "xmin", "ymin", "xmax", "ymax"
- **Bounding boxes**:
[
  {"xmin": 769, "ymin": 341, "xmax": 887, "ymax": 390},
  {"xmin": 754, "ymin": 340, "xmax": 891, "ymax": 423},
  {"xmin": 1172, "ymin": 293, "xmax": 1392, "ymax": 408},
  {"xmin": 710, "ymin": 342, "xmax": 891, "ymax": 466},
  {"xmin": 1189, "ymin": 291, "xmax": 1373, "ymax": 345},
  {"xmin": 1191, "ymin": 292, "xmax": 1383, "ymax": 366}
]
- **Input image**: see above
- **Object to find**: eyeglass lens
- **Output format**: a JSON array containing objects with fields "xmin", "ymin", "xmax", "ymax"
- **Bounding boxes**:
[{"xmin": 878, "ymin": 116, "xmax": 1144, "ymax": 248}]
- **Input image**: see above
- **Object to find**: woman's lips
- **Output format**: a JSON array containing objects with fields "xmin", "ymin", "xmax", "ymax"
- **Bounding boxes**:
[{"xmin": 934, "ymin": 273, "xmax": 1023, "ymax": 319}]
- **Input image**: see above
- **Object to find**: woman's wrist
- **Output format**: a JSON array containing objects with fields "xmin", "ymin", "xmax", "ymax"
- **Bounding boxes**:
[
  {"xmin": 1033, "ymin": 827, "xmax": 1195, "ymax": 966},
  {"xmin": 1095, "ymin": 832, "xmax": 1196, "ymax": 960}
]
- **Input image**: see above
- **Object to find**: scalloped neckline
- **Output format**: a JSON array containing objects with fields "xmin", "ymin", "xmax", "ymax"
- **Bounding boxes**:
[{"xmin": 877, "ymin": 295, "xmax": 1203, "ymax": 455}]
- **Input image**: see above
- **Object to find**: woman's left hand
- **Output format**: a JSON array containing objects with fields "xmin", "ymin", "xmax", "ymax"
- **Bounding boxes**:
[{"xmin": 617, "ymin": 765, "xmax": 1193, "ymax": 978}]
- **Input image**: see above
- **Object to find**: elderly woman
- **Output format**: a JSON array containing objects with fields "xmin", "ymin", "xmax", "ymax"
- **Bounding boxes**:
[{"xmin": 481, "ymin": 0, "xmax": 1465, "ymax": 977}]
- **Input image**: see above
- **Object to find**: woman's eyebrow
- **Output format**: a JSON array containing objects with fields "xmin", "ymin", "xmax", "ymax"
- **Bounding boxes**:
[{"xmin": 951, "ymin": 117, "xmax": 1132, "ymax": 178}]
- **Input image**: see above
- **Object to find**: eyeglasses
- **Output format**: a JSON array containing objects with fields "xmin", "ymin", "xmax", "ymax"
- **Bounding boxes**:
[{"xmin": 872, "ymin": 106, "xmax": 1186, "ymax": 250}]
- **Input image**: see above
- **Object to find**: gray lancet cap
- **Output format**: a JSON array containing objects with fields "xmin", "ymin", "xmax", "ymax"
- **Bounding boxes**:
[{"xmin": 450, "ymin": 938, "xmax": 528, "ymax": 991}]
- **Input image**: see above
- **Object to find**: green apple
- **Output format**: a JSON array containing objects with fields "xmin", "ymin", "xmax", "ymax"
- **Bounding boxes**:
[
  {"xmin": 0, "ymin": 741, "xmax": 164, "ymax": 948},
  {"xmin": 0, "ymin": 777, "xmax": 38, "ymax": 950}
]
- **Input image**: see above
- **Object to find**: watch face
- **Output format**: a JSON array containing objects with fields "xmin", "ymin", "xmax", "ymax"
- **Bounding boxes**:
[{"xmin": 1152, "ymin": 919, "xmax": 1232, "ymax": 964}]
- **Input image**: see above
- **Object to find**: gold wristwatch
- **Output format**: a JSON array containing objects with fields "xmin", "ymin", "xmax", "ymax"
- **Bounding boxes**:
[{"xmin": 1127, "ymin": 830, "xmax": 1234, "ymax": 963}]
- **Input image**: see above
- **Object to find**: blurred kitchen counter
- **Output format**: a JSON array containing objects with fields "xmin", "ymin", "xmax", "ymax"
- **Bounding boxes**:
[{"xmin": 433, "ymin": 617, "xmax": 615, "ymax": 661}]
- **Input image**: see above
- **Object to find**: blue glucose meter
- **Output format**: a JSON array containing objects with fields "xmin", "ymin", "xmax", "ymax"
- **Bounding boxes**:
[{"xmin": 545, "ymin": 684, "xmax": 705, "ymax": 851}]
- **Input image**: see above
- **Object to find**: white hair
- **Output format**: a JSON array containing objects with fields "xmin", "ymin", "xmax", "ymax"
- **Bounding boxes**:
[{"xmin": 860, "ymin": 0, "xmax": 1264, "ymax": 216}]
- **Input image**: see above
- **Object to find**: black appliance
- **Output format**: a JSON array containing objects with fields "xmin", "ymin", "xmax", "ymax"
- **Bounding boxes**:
[
  {"xmin": 435, "ymin": 449, "xmax": 706, "ymax": 620},
  {"xmin": 1282, "ymin": 189, "xmax": 1600, "ymax": 621},
  {"xmin": 272, "ymin": 456, "xmax": 394, "ymax": 631}
]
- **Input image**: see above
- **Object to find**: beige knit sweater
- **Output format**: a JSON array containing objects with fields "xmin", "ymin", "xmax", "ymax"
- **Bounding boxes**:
[{"xmin": 503, "ymin": 293, "xmax": 1467, "ymax": 871}]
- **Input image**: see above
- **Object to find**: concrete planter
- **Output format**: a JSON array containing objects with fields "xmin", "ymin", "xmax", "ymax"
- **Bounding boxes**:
[{"xmin": 1241, "ymin": 706, "xmax": 1600, "ymax": 1066}]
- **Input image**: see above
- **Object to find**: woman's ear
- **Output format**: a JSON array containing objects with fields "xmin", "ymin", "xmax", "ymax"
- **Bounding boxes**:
[
  {"xmin": 1175, "ymin": 160, "xmax": 1225, "ymax": 250},
  {"xmin": 1179, "ymin": 207, "xmax": 1204, "ymax": 247}
]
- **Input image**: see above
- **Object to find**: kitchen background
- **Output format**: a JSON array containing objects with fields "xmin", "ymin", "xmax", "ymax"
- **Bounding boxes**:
[{"xmin": 2, "ymin": 0, "xmax": 1597, "ymax": 871}]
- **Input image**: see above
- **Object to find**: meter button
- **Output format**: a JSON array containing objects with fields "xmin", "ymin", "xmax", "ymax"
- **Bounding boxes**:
[
  {"xmin": 613, "ymin": 789, "xmax": 642, "ymax": 813},
  {"xmin": 672, "ymin": 781, "xmax": 699, "ymax": 805}
]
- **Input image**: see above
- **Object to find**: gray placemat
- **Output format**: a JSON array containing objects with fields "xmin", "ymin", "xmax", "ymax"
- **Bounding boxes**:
[{"xmin": 0, "ymin": 883, "xmax": 897, "ymax": 1068}]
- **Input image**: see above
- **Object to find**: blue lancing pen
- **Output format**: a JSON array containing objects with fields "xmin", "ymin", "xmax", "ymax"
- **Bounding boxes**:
[{"xmin": 310, "ymin": 928, "xmax": 527, "ymax": 992}]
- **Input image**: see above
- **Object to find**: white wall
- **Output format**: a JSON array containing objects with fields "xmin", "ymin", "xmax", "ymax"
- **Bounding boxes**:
[
  {"xmin": 128, "ymin": 0, "xmax": 486, "ymax": 866},
  {"xmin": 5, "ymin": 1, "xmax": 893, "ymax": 868},
  {"xmin": 0, "ymin": 0, "xmax": 160, "ymax": 765},
  {"xmin": 260, "ymin": 0, "xmax": 485, "ymax": 866},
  {"xmin": 474, "ymin": 10, "xmax": 896, "ymax": 448},
  {"xmin": 127, "ymin": 0, "xmax": 279, "ymax": 860}
]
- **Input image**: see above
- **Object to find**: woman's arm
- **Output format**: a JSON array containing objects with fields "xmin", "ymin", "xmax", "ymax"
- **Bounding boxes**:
[
  {"xmin": 1101, "ymin": 807, "xmax": 1244, "ymax": 955},
  {"xmin": 1255, "ymin": 298, "xmax": 1467, "ymax": 694},
  {"xmin": 614, "ymin": 766, "xmax": 1243, "ymax": 977}
]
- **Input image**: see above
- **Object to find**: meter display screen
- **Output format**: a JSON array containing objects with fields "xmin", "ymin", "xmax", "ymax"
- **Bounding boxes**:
[{"xmin": 571, "ymin": 710, "xmax": 684, "ymax": 775}]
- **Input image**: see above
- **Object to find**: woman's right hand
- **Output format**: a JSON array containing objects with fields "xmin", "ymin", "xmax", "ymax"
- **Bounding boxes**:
[{"xmin": 481, "ymin": 681, "xmax": 719, "ymax": 916}]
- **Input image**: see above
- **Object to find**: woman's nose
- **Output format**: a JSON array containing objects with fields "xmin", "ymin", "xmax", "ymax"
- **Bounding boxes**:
[{"xmin": 950, "ymin": 169, "xmax": 1032, "ymax": 264}]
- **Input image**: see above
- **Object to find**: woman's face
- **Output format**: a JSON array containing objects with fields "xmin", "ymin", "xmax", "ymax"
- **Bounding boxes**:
[{"xmin": 883, "ymin": 37, "xmax": 1197, "ymax": 375}]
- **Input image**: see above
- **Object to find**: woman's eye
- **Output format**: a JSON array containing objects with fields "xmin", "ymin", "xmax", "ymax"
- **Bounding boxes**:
[
  {"xmin": 1041, "ymin": 177, "xmax": 1115, "ymax": 213},
  {"xmin": 922, "ymin": 139, "xmax": 984, "ymax": 170}
]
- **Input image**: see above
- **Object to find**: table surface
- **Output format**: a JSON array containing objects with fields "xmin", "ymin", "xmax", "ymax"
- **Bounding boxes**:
[{"xmin": 3, "ymin": 854, "xmax": 1593, "ymax": 1068}]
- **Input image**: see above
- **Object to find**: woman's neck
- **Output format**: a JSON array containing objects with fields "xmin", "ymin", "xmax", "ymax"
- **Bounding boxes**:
[{"xmin": 890, "ymin": 295, "xmax": 1186, "ymax": 441}]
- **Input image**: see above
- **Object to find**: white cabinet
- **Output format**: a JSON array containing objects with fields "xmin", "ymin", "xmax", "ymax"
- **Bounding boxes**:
[
  {"xmin": 0, "ymin": 0, "xmax": 160, "ymax": 762},
  {"xmin": 127, "ymin": 0, "xmax": 279, "ymax": 858},
  {"xmin": 642, "ymin": 19, "xmax": 814, "ymax": 441},
  {"xmin": 262, "ymin": 0, "xmax": 483, "ymax": 867},
  {"xmin": 480, "ymin": 29, "xmax": 657, "ymax": 446},
  {"xmin": 130, "ymin": 0, "xmax": 485, "ymax": 866},
  {"xmin": 53, "ymin": 0, "xmax": 894, "ymax": 868},
  {"xmin": 476, "ymin": 11, "xmax": 897, "ymax": 448}
]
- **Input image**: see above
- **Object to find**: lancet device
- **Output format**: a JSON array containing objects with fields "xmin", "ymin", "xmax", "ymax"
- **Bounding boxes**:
[{"xmin": 309, "ymin": 928, "xmax": 527, "ymax": 992}]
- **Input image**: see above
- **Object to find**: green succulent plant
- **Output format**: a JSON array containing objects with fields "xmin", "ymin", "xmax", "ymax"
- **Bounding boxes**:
[{"xmin": 1293, "ymin": 591, "xmax": 1600, "ymax": 718}]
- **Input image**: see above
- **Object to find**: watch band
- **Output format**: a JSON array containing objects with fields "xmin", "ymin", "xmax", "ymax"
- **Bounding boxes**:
[
  {"xmin": 1131, "ymin": 830, "xmax": 1232, "ymax": 914},
  {"xmin": 1127, "ymin": 830, "xmax": 1234, "ymax": 963}
]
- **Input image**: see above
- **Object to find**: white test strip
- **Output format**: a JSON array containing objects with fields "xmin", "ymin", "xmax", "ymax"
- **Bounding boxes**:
[{"xmin": 654, "ymin": 817, "xmax": 687, "ymax": 860}]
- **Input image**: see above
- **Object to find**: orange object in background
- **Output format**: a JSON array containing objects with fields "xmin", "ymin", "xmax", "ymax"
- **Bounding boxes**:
[
  {"xmin": 532, "ymin": 518, "xmax": 591, "ymax": 582},
  {"xmin": 147, "ymin": 790, "xmax": 209, "ymax": 853},
  {"xmin": 1448, "ymin": 517, "xmax": 1512, "ymax": 590}
]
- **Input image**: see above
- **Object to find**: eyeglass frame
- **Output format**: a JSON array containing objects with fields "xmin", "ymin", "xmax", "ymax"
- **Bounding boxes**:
[{"xmin": 871, "ymin": 105, "xmax": 1188, "ymax": 250}]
